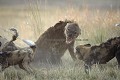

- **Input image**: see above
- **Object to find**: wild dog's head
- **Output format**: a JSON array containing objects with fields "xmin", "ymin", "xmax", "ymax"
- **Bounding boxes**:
[{"xmin": 75, "ymin": 44, "xmax": 91, "ymax": 60}]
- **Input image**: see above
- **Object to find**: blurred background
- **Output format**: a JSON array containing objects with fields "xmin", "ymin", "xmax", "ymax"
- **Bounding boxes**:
[
  {"xmin": 0, "ymin": 1, "xmax": 120, "ymax": 80},
  {"xmin": 0, "ymin": 0, "xmax": 120, "ymax": 46},
  {"xmin": 0, "ymin": 0, "xmax": 120, "ymax": 9}
]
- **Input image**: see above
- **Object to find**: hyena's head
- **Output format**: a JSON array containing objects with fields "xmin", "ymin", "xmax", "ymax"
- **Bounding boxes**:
[{"xmin": 64, "ymin": 22, "xmax": 81, "ymax": 44}]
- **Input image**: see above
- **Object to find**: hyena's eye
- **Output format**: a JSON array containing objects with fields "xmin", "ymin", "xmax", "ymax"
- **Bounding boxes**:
[{"xmin": 67, "ymin": 28, "xmax": 70, "ymax": 31}]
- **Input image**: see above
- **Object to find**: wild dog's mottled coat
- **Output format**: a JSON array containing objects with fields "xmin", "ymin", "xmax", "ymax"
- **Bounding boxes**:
[{"xmin": 76, "ymin": 37, "xmax": 120, "ymax": 70}]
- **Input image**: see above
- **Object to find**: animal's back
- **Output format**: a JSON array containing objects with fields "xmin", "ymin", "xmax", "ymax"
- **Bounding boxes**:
[
  {"xmin": 7, "ymin": 48, "xmax": 33, "ymax": 65},
  {"xmin": 34, "ymin": 21, "xmax": 69, "ymax": 63}
]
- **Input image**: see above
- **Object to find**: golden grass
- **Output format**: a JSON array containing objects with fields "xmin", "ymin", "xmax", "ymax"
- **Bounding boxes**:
[
  {"xmin": 0, "ymin": 6, "xmax": 120, "ymax": 80},
  {"xmin": 0, "ymin": 7, "xmax": 120, "ymax": 43}
]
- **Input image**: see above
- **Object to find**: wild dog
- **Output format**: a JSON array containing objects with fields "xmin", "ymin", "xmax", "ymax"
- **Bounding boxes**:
[
  {"xmin": 0, "ymin": 28, "xmax": 36, "ymax": 73},
  {"xmin": 0, "ymin": 41, "xmax": 36, "ymax": 74},
  {"xmin": 75, "ymin": 37, "xmax": 120, "ymax": 73}
]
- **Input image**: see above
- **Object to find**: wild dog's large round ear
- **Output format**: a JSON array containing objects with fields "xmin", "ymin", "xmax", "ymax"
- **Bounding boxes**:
[{"xmin": 84, "ymin": 44, "xmax": 91, "ymax": 47}]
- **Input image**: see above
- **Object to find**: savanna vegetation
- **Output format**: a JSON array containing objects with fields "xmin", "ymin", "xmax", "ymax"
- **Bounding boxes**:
[{"xmin": 0, "ymin": 0, "xmax": 120, "ymax": 79}]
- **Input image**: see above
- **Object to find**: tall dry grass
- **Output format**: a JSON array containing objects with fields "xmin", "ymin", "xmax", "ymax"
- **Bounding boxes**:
[{"xmin": 0, "ymin": 4, "xmax": 120, "ymax": 80}]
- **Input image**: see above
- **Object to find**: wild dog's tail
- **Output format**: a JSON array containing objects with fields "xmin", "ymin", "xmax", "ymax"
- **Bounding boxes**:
[
  {"xmin": 9, "ymin": 28, "xmax": 19, "ymax": 41},
  {"xmin": 22, "ymin": 40, "xmax": 36, "ymax": 52},
  {"xmin": 22, "ymin": 40, "xmax": 35, "ymax": 46},
  {"xmin": 115, "ymin": 23, "xmax": 120, "ymax": 27}
]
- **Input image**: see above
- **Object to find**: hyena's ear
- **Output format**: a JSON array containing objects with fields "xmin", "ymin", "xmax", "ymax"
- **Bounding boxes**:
[
  {"xmin": 54, "ymin": 21, "xmax": 67, "ymax": 30},
  {"xmin": 84, "ymin": 44, "xmax": 91, "ymax": 47}
]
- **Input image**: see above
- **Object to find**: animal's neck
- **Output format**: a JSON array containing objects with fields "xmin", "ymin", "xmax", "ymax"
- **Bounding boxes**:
[{"xmin": 50, "ymin": 27, "xmax": 66, "ymax": 40}]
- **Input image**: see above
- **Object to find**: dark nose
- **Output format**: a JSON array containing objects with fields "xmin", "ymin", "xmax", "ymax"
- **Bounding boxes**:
[{"xmin": 68, "ymin": 34, "xmax": 73, "ymax": 37}]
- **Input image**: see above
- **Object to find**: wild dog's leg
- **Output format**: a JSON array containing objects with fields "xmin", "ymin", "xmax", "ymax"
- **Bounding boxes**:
[
  {"xmin": 19, "ymin": 64, "xmax": 30, "ymax": 74},
  {"xmin": 19, "ymin": 55, "xmax": 34, "ymax": 74},
  {"xmin": 1, "ymin": 66, "xmax": 8, "ymax": 72},
  {"xmin": 27, "ymin": 63, "xmax": 35, "ymax": 73},
  {"xmin": 115, "ymin": 50, "xmax": 120, "ymax": 68},
  {"xmin": 84, "ymin": 60, "xmax": 92, "ymax": 74},
  {"xmin": 1, "ymin": 63, "xmax": 9, "ymax": 72},
  {"xmin": 0, "ymin": 58, "xmax": 9, "ymax": 72},
  {"xmin": 18, "ymin": 62, "xmax": 31, "ymax": 74},
  {"xmin": 26, "ymin": 63, "xmax": 35, "ymax": 74},
  {"xmin": 84, "ymin": 64, "xmax": 91, "ymax": 74}
]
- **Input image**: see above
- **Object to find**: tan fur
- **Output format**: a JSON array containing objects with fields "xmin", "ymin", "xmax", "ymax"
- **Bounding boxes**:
[
  {"xmin": 76, "ymin": 45, "xmax": 91, "ymax": 61},
  {"xmin": 34, "ymin": 20, "xmax": 81, "ymax": 64}
]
